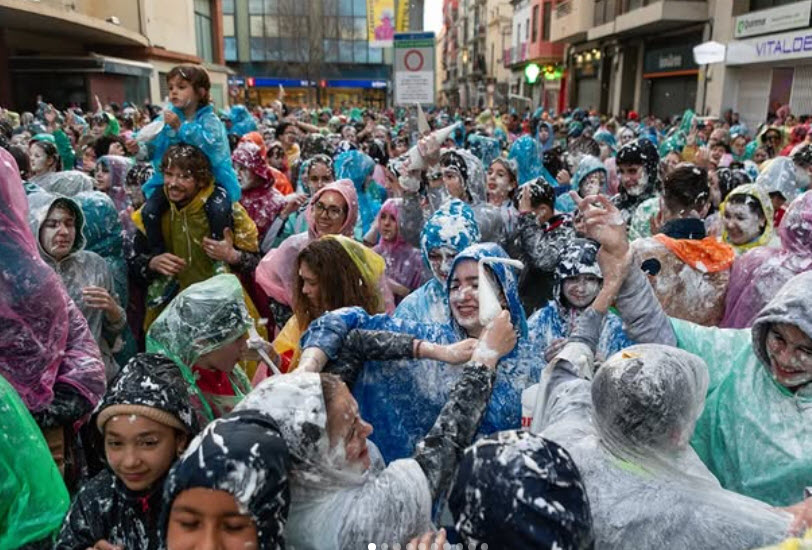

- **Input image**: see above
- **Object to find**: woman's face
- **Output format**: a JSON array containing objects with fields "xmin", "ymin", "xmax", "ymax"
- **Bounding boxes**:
[
  {"xmin": 312, "ymin": 190, "xmax": 348, "ymax": 235},
  {"xmin": 619, "ymin": 129, "xmax": 635, "ymax": 146},
  {"xmin": 731, "ymin": 137, "xmax": 747, "ymax": 156},
  {"xmin": 325, "ymin": 383, "xmax": 373, "ymax": 472},
  {"xmin": 486, "ymin": 162, "xmax": 515, "ymax": 204},
  {"xmin": 538, "ymin": 125, "xmax": 550, "ymax": 143},
  {"xmin": 448, "ymin": 260, "xmax": 482, "ymax": 336},
  {"xmin": 197, "ymin": 334, "xmax": 249, "ymax": 373},
  {"xmin": 299, "ymin": 260, "xmax": 321, "ymax": 313},
  {"xmin": 753, "ymin": 147, "xmax": 769, "ymax": 165},
  {"xmin": 82, "ymin": 148, "xmax": 97, "ymax": 173},
  {"xmin": 307, "ymin": 162, "xmax": 333, "ymax": 195},
  {"xmin": 94, "ymin": 166, "xmax": 112, "ymax": 192},
  {"xmin": 765, "ymin": 323, "xmax": 812, "ymax": 389},
  {"xmin": 562, "ymin": 274, "xmax": 601, "ymax": 308},
  {"xmin": 663, "ymin": 152, "xmax": 680, "ymax": 176},
  {"xmin": 427, "ymin": 246, "xmax": 457, "ymax": 284},
  {"xmin": 341, "ymin": 125, "xmax": 357, "ymax": 142},
  {"xmin": 579, "ymin": 171, "xmax": 605, "ymax": 197},
  {"xmin": 167, "ymin": 488, "xmax": 259, "ymax": 550},
  {"xmin": 268, "ymin": 146, "xmax": 285, "ymax": 170},
  {"xmin": 723, "ymin": 201, "xmax": 764, "ymax": 245},
  {"xmin": 104, "ymin": 415, "xmax": 185, "ymax": 492},
  {"xmin": 108, "ymin": 141, "xmax": 125, "ymax": 156},
  {"xmin": 29, "ymin": 143, "xmax": 55, "ymax": 176},
  {"xmin": 443, "ymin": 167, "xmax": 466, "ymax": 200},
  {"xmin": 379, "ymin": 211, "xmax": 398, "ymax": 242},
  {"xmin": 710, "ymin": 145, "xmax": 726, "ymax": 164}
]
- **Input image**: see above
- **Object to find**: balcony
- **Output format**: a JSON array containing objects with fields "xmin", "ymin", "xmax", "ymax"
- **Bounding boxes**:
[
  {"xmin": 551, "ymin": 0, "xmax": 594, "ymax": 44},
  {"xmin": 587, "ymin": 0, "xmax": 709, "ymax": 41},
  {"xmin": 503, "ymin": 42, "xmax": 529, "ymax": 67}
]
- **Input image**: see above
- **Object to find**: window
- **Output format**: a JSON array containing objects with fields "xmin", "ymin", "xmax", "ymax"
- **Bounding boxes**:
[
  {"xmin": 223, "ymin": 15, "xmax": 235, "ymax": 36},
  {"xmin": 531, "ymin": 5, "xmax": 539, "ymax": 42},
  {"xmin": 354, "ymin": 40, "xmax": 368, "ymax": 63},
  {"xmin": 516, "ymin": 23, "xmax": 521, "ymax": 44},
  {"xmin": 224, "ymin": 37, "xmax": 237, "ymax": 61},
  {"xmin": 249, "ymin": 0, "xmax": 264, "ymax": 14},
  {"xmin": 250, "ymin": 36, "xmax": 266, "ymax": 60},
  {"xmin": 369, "ymin": 47, "xmax": 383, "ymax": 63},
  {"xmin": 542, "ymin": 1, "xmax": 551, "ymax": 42},
  {"xmin": 525, "ymin": 18, "xmax": 530, "ymax": 40},
  {"xmin": 750, "ymin": 0, "xmax": 798, "ymax": 9},
  {"xmin": 324, "ymin": 38, "xmax": 340, "ymax": 62},
  {"xmin": 223, "ymin": 0, "xmax": 235, "ymax": 14},
  {"xmin": 194, "ymin": 0, "xmax": 213, "ymax": 63}
]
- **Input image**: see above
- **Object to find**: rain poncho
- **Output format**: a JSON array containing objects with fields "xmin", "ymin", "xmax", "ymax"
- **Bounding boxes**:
[
  {"xmin": 395, "ymin": 199, "xmax": 480, "ymax": 325},
  {"xmin": 627, "ymin": 195, "xmax": 661, "ymax": 240},
  {"xmin": 140, "ymin": 103, "xmax": 241, "ymax": 203},
  {"xmin": 0, "ymin": 374, "xmax": 70, "ymax": 550},
  {"xmin": 95, "ymin": 155, "xmax": 134, "ymax": 234},
  {"xmin": 28, "ymin": 192, "xmax": 126, "ymax": 381},
  {"xmin": 448, "ymin": 430, "xmax": 594, "ymax": 550},
  {"xmin": 466, "ymin": 134, "xmax": 502, "ymax": 168},
  {"xmin": 536, "ymin": 121, "xmax": 556, "ymax": 152},
  {"xmin": 161, "ymin": 411, "xmax": 290, "ymax": 550},
  {"xmin": 722, "ymin": 191, "xmax": 812, "ymax": 328},
  {"xmin": 255, "ymin": 179, "xmax": 359, "ymax": 308},
  {"xmin": 531, "ymin": 337, "xmax": 791, "ymax": 549},
  {"xmin": 719, "ymin": 183, "xmax": 776, "ymax": 254},
  {"xmin": 55, "ymin": 355, "xmax": 198, "ymax": 550},
  {"xmin": 31, "ymin": 170, "xmax": 94, "ymax": 195},
  {"xmin": 757, "ymin": 156, "xmax": 802, "ymax": 202},
  {"xmin": 372, "ymin": 199, "xmax": 427, "ymax": 300},
  {"xmin": 233, "ymin": 365, "xmax": 497, "ymax": 549},
  {"xmin": 612, "ymin": 138, "xmax": 659, "ymax": 226},
  {"xmin": 613, "ymin": 265, "xmax": 812, "ymax": 506},
  {"xmin": 303, "ymin": 243, "xmax": 542, "ymax": 463},
  {"xmin": 632, "ymin": 228, "xmax": 736, "ymax": 326},
  {"xmin": 146, "ymin": 274, "xmax": 254, "ymax": 424},
  {"xmin": 232, "ymin": 142, "xmax": 286, "ymax": 246},
  {"xmin": 0, "ymin": 149, "xmax": 105, "ymax": 415},
  {"xmin": 508, "ymin": 135, "xmax": 554, "ymax": 185},
  {"xmin": 528, "ymin": 238, "xmax": 633, "ymax": 361},
  {"xmin": 334, "ymin": 149, "xmax": 382, "ymax": 235},
  {"xmin": 556, "ymin": 155, "xmax": 607, "ymax": 213},
  {"xmin": 226, "ymin": 104, "xmax": 258, "ymax": 137}
]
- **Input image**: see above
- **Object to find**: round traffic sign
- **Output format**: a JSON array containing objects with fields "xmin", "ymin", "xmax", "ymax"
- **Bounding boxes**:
[{"xmin": 404, "ymin": 49, "xmax": 424, "ymax": 72}]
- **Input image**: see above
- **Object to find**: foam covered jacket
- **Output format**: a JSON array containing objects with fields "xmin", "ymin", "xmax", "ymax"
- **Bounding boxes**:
[
  {"xmin": 232, "ymin": 364, "xmax": 496, "ymax": 549},
  {"xmin": 722, "ymin": 191, "xmax": 812, "ymax": 328},
  {"xmin": 394, "ymin": 199, "xmax": 481, "ymax": 325},
  {"xmin": 530, "ymin": 327, "xmax": 791, "ymax": 549},
  {"xmin": 302, "ymin": 243, "xmax": 541, "ymax": 463},
  {"xmin": 611, "ymin": 139, "xmax": 659, "ymax": 227},
  {"xmin": 28, "ymin": 192, "xmax": 126, "ymax": 381},
  {"xmin": 612, "ymin": 264, "xmax": 812, "ymax": 506}
]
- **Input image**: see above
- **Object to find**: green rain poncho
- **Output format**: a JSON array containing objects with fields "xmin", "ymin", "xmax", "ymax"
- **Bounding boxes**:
[
  {"xmin": 146, "ymin": 274, "xmax": 254, "ymax": 424},
  {"xmin": 0, "ymin": 375, "xmax": 69, "ymax": 549}
]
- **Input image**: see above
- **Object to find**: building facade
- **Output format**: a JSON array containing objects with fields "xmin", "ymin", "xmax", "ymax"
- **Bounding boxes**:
[
  {"xmin": 223, "ymin": 0, "xmax": 424, "ymax": 109},
  {"xmin": 1, "ymin": 0, "xmax": 230, "ymax": 111},
  {"xmin": 485, "ymin": 0, "xmax": 513, "ymax": 109}
]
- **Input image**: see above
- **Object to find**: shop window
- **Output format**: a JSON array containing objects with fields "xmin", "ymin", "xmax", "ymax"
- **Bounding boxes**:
[
  {"xmin": 340, "ymin": 16, "xmax": 355, "ymax": 39},
  {"xmin": 542, "ymin": 2, "xmax": 551, "ymax": 41},
  {"xmin": 324, "ymin": 39, "xmax": 340, "ymax": 62},
  {"xmin": 339, "ymin": 40, "xmax": 354, "ymax": 62},
  {"xmin": 532, "ymin": 5, "xmax": 539, "ymax": 42},
  {"xmin": 249, "ymin": 0, "xmax": 264, "ymax": 14},
  {"xmin": 354, "ymin": 40, "xmax": 368, "ymax": 63}
]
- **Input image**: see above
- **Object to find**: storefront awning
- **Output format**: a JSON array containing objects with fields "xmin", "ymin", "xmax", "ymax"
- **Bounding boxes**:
[{"xmin": 10, "ymin": 54, "xmax": 153, "ymax": 78}]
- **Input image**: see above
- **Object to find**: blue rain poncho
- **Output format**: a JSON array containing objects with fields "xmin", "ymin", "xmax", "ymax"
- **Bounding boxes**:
[
  {"xmin": 536, "ymin": 121, "xmax": 555, "ymax": 152},
  {"xmin": 302, "ymin": 243, "xmax": 542, "ymax": 463},
  {"xmin": 466, "ymin": 134, "xmax": 502, "ymax": 168},
  {"xmin": 226, "ymin": 104, "xmax": 258, "ymax": 137},
  {"xmin": 509, "ymin": 136, "xmax": 555, "ymax": 185},
  {"xmin": 334, "ymin": 149, "xmax": 383, "ymax": 235},
  {"xmin": 140, "ymin": 104, "xmax": 240, "ymax": 203},
  {"xmin": 395, "ymin": 199, "xmax": 481, "ymax": 325},
  {"xmin": 556, "ymin": 155, "xmax": 608, "ymax": 213}
]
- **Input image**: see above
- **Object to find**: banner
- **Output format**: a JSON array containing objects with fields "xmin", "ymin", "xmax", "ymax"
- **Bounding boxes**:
[
  {"xmin": 368, "ymin": 0, "xmax": 395, "ymax": 48},
  {"xmin": 396, "ymin": 0, "xmax": 410, "ymax": 32}
]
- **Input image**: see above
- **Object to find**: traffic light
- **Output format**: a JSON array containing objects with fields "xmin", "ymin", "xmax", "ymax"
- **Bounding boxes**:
[{"xmin": 524, "ymin": 63, "xmax": 541, "ymax": 84}]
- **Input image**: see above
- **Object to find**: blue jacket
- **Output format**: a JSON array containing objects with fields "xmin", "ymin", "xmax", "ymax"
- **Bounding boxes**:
[
  {"xmin": 302, "ymin": 243, "xmax": 542, "ymax": 463},
  {"xmin": 141, "ymin": 104, "xmax": 240, "ymax": 203}
]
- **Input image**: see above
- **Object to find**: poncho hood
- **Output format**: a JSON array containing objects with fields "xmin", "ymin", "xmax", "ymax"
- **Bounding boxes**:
[
  {"xmin": 757, "ymin": 156, "xmax": 801, "ymax": 202},
  {"xmin": 572, "ymin": 155, "xmax": 607, "ymax": 195},
  {"xmin": 719, "ymin": 183, "xmax": 775, "ymax": 253},
  {"xmin": 27, "ymin": 191, "xmax": 87, "ymax": 258},
  {"xmin": 419, "ymin": 198, "xmax": 481, "ymax": 274}
]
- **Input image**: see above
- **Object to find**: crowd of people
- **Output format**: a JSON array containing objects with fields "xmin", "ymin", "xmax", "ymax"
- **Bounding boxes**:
[{"xmin": 1, "ymin": 62, "xmax": 812, "ymax": 550}]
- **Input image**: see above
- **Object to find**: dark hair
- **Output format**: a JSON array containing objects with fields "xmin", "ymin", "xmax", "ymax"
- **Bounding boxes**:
[
  {"xmin": 93, "ymin": 135, "xmax": 126, "ymax": 159},
  {"xmin": 543, "ymin": 146, "xmax": 566, "ymax": 177},
  {"xmin": 726, "ymin": 193, "xmax": 766, "ymax": 221},
  {"xmin": 167, "ymin": 64, "xmax": 211, "ymax": 105},
  {"xmin": 662, "ymin": 164, "xmax": 709, "ymax": 214},
  {"xmin": 293, "ymin": 238, "xmax": 383, "ymax": 331},
  {"xmin": 523, "ymin": 177, "xmax": 556, "ymax": 209},
  {"xmin": 29, "ymin": 140, "xmax": 61, "ymax": 171},
  {"xmin": 160, "ymin": 144, "xmax": 212, "ymax": 186},
  {"xmin": 8, "ymin": 145, "xmax": 29, "ymax": 178},
  {"xmin": 277, "ymin": 122, "xmax": 295, "ymax": 139},
  {"xmin": 569, "ymin": 137, "xmax": 600, "ymax": 158},
  {"xmin": 126, "ymin": 161, "xmax": 154, "ymax": 188}
]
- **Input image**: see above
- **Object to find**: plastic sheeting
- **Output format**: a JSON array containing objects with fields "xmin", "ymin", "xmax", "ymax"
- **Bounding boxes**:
[
  {"xmin": 0, "ymin": 374, "xmax": 70, "ymax": 549},
  {"xmin": 532, "ymin": 343, "xmax": 792, "ymax": 549},
  {"xmin": 719, "ymin": 183, "xmax": 776, "ymax": 254},
  {"xmin": 757, "ymin": 157, "xmax": 802, "ymax": 202},
  {"xmin": 30, "ymin": 170, "xmax": 95, "ymax": 195},
  {"xmin": 334, "ymin": 149, "xmax": 381, "ymax": 235},
  {"xmin": 0, "ymin": 149, "xmax": 105, "ymax": 413},
  {"xmin": 234, "ymin": 373, "xmax": 432, "ymax": 549},
  {"xmin": 372, "ymin": 199, "xmax": 427, "ymax": 296}
]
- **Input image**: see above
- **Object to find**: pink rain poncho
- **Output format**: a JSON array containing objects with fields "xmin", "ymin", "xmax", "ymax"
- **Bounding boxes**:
[
  {"xmin": 373, "ymin": 198, "xmax": 427, "ymax": 299},
  {"xmin": 721, "ymin": 190, "xmax": 812, "ymax": 328},
  {"xmin": 0, "ymin": 148, "xmax": 105, "ymax": 413},
  {"xmin": 255, "ymin": 179, "xmax": 359, "ymax": 307}
]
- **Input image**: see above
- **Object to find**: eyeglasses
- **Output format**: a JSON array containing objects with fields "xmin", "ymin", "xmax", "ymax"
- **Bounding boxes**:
[{"xmin": 314, "ymin": 201, "xmax": 346, "ymax": 220}]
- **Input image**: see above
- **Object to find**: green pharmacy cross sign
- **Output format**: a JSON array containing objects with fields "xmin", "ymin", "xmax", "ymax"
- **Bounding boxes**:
[{"xmin": 525, "ymin": 63, "xmax": 541, "ymax": 84}]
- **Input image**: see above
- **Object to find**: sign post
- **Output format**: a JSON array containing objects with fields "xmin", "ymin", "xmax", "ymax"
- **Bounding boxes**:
[{"xmin": 394, "ymin": 31, "xmax": 436, "ymax": 106}]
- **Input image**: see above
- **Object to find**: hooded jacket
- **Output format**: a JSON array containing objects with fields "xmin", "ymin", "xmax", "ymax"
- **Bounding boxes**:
[
  {"xmin": 28, "ymin": 192, "xmax": 126, "ymax": 381},
  {"xmin": 395, "ymin": 199, "xmax": 481, "ymax": 325},
  {"xmin": 161, "ymin": 411, "xmax": 290, "ymax": 550},
  {"xmin": 719, "ymin": 183, "xmax": 776, "ymax": 254},
  {"xmin": 528, "ymin": 238, "xmax": 633, "ymax": 360},
  {"xmin": 611, "ymin": 138, "xmax": 659, "ymax": 226},
  {"xmin": 555, "ymin": 155, "xmax": 609, "ymax": 213},
  {"xmin": 530, "ymin": 339, "xmax": 791, "ymax": 549},
  {"xmin": 536, "ymin": 121, "xmax": 556, "ymax": 152},
  {"xmin": 96, "ymin": 155, "xmax": 135, "ymax": 234},
  {"xmin": 302, "ymin": 243, "xmax": 542, "ymax": 463},
  {"xmin": 226, "ymin": 104, "xmax": 258, "ymax": 137},
  {"xmin": 233, "ymin": 142, "xmax": 286, "ymax": 246},
  {"xmin": 722, "ymin": 191, "xmax": 812, "ymax": 328},
  {"xmin": 54, "ymin": 355, "xmax": 198, "ymax": 550},
  {"xmin": 613, "ymin": 264, "xmax": 812, "ymax": 506},
  {"xmin": 508, "ymin": 135, "xmax": 556, "ymax": 185}
]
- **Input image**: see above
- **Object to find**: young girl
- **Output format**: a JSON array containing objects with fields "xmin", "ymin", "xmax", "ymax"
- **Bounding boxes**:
[
  {"xmin": 54, "ymin": 356, "xmax": 197, "ymax": 550},
  {"xmin": 139, "ymin": 65, "xmax": 240, "ymax": 256},
  {"xmin": 372, "ymin": 198, "xmax": 426, "ymax": 304}
]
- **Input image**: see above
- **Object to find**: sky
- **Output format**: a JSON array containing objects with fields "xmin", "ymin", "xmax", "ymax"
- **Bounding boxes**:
[{"xmin": 423, "ymin": 1, "xmax": 443, "ymax": 34}]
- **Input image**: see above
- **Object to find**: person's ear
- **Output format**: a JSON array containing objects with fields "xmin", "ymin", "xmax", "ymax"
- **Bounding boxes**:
[{"xmin": 175, "ymin": 431, "xmax": 188, "ymax": 456}]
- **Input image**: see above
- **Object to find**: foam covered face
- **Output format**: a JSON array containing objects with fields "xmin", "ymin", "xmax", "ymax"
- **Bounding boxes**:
[
  {"xmin": 168, "ymin": 76, "xmax": 198, "ymax": 110},
  {"xmin": 40, "ymin": 205, "xmax": 76, "ymax": 261},
  {"xmin": 379, "ymin": 211, "xmax": 397, "ymax": 241},
  {"xmin": 167, "ymin": 488, "xmax": 259, "ymax": 550},
  {"xmin": 765, "ymin": 323, "xmax": 812, "ymax": 389},
  {"xmin": 723, "ymin": 202, "xmax": 764, "ymax": 245},
  {"xmin": 562, "ymin": 274, "xmax": 601, "ymax": 308},
  {"xmin": 486, "ymin": 162, "xmax": 515, "ymax": 203},
  {"xmin": 619, "ymin": 164, "xmax": 648, "ymax": 196},
  {"xmin": 235, "ymin": 164, "xmax": 259, "ymax": 190},
  {"xmin": 580, "ymin": 171, "xmax": 605, "ymax": 197},
  {"xmin": 164, "ymin": 164, "xmax": 202, "ymax": 206},
  {"xmin": 28, "ymin": 143, "xmax": 54, "ymax": 176},
  {"xmin": 427, "ymin": 246, "xmax": 457, "ymax": 283},
  {"xmin": 619, "ymin": 129, "xmax": 635, "ymax": 146},
  {"xmin": 341, "ymin": 125, "xmax": 357, "ymax": 142},
  {"xmin": 325, "ymin": 383, "xmax": 373, "ymax": 473},
  {"xmin": 443, "ymin": 167, "xmax": 466, "ymax": 200},
  {"xmin": 794, "ymin": 163, "xmax": 811, "ymax": 189},
  {"xmin": 448, "ymin": 260, "xmax": 482, "ymax": 334}
]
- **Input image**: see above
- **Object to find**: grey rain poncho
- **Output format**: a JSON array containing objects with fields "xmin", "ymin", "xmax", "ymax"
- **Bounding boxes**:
[{"xmin": 531, "ymin": 325, "xmax": 791, "ymax": 550}]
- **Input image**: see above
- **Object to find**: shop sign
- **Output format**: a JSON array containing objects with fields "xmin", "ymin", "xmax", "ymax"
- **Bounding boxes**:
[
  {"xmin": 727, "ymin": 26, "xmax": 812, "ymax": 65},
  {"xmin": 644, "ymin": 45, "xmax": 699, "ymax": 74},
  {"xmin": 734, "ymin": 0, "xmax": 811, "ymax": 39}
]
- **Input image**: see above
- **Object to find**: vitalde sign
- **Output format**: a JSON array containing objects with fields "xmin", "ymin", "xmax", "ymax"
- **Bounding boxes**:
[{"xmin": 734, "ymin": 0, "xmax": 812, "ymax": 39}]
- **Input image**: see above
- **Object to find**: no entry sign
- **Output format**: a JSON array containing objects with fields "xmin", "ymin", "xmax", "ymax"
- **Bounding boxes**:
[{"xmin": 394, "ymin": 32, "xmax": 435, "ymax": 106}]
